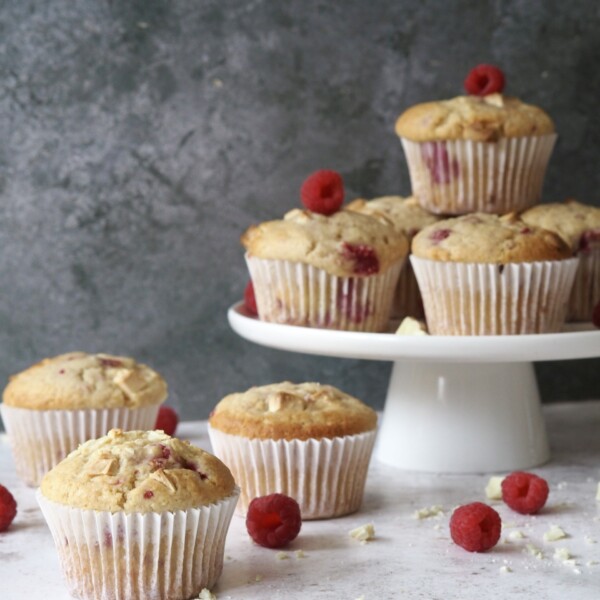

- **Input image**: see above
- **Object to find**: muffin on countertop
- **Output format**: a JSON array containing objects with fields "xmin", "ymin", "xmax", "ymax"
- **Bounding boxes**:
[
  {"xmin": 410, "ymin": 213, "xmax": 578, "ymax": 335},
  {"xmin": 3, "ymin": 351, "xmax": 167, "ymax": 410},
  {"xmin": 41, "ymin": 428, "xmax": 235, "ymax": 513},
  {"xmin": 38, "ymin": 429, "xmax": 239, "ymax": 600},
  {"xmin": 347, "ymin": 195, "xmax": 439, "ymax": 318},
  {"xmin": 0, "ymin": 351, "xmax": 168, "ymax": 486},
  {"xmin": 521, "ymin": 200, "xmax": 600, "ymax": 321},
  {"xmin": 209, "ymin": 382, "xmax": 378, "ymax": 519}
]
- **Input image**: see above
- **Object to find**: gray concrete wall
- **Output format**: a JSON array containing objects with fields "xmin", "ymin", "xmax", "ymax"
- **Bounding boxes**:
[{"xmin": 0, "ymin": 0, "xmax": 598, "ymax": 422}]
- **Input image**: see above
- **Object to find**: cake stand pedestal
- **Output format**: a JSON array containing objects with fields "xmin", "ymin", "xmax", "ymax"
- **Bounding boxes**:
[{"xmin": 228, "ymin": 304, "xmax": 600, "ymax": 473}]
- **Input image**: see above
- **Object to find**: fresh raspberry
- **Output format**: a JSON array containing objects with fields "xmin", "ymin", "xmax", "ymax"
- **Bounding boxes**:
[
  {"xmin": 449, "ymin": 502, "xmax": 501, "ymax": 552},
  {"xmin": 300, "ymin": 170, "xmax": 344, "ymax": 215},
  {"xmin": 341, "ymin": 242, "xmax": 379, "ymax": 275},
  {"xmin": 244, "ymin": 280, "xmax": 258, "ymax": 316},
  {"xmin": 0, "ymin": 484, "xmax": 17, "ymax": 532},
  {"xmin": 246, "ymin": 493, "xmax": 302, "ymax": 549},
  {"xmin": 501, "ymin": 471, "xmax": 549, "ymax": 514},
  {"xmin": 593, "ymin": 300, "xmax": 600, "ymax": 328},
  {"xmin": 464, "ymin": 64, "xmax": 506, "ymax": 96},
  {"xmin": 155, "ymin": 406, "xmax": 179, "ymax": 436}
]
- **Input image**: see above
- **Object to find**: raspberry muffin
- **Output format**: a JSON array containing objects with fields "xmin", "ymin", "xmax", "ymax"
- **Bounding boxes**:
[
  {"xmin": 396, "ymin": 66, "xmax": 556, "ymax": 215},
  {"xmin": 242, "ymin": 208, "xmax": 408, "ymax": 331},
  {"xmin": 0, "ymin": 352, "xmax": 167, "ymax": 486},
  {"xmin": 208, "ymin": 382, "xmax": 377, "ymax": 519},
  {"xmin": 38, "ymin": 429, "xmax": 239, "ymax": 600},
  {"xmin": 347, "ymin": 195, "xmax": 439, "ymax": 318},
  {"xmin": 411, "ymin": 213, "xmax": 578, "ymax": 335},
  {"xmin": 521, "ymin": 200, "xmax": 600, "ymax": 321}
]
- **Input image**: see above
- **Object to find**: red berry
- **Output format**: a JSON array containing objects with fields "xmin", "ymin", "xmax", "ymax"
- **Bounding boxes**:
[
  {"xmin": 593, "ymin": 300, "xmax": 600, "ymax": 328},
  {"xmin": 449, "ymin": 502, "xmax": 501, "ymax": 552},
  {"xmin": 0, "ymin": 484, "xmax": 17, "ymax": 532},
  {"xmin": 246, "ymin": 493, "xmax": 302, "ymax": 549},
  {"xmin": 244, "ymin": 280, "xmax": 258, "ymax": 316},
  {"xmin": 464, "ymin": 64, "xmax": 506, "ymax": 96},
  {"xmin": 429, "ymin": 228, "xmax": 452, "ymax": 243},
  {"xmin": 341, "ymin": 242, "xmax": 379, "ymax": 275},
  {"xmin": 501, "ymin": 471, "xmax": 549, "ymax": 514},
  {"xmin": 300, "ymin": 170, "xmax": 344, "ymax": 215},
  {"xmin": 155, "ymin": 406, "xmax": 179, "ymax": 436}
]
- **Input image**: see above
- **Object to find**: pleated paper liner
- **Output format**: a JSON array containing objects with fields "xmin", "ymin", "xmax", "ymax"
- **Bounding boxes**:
[
  {"xmin": 208, "ymin": 426, "xmax": 376, "ymax": 519},
  {"xmin": 0, "ymin": 404, "xmax": 160, "ymax": 486},
  {"xmin": 568, "ymin": 244, "xmax": 600, "ymax": 322},
  {"xmin": 410, "ymin": 256, "xmax": 579, "ymax": 335},
  {"xmin": 245, "ymin": 254, "xmax": 404, "ymax": 332},
  {"xmin": 400, "ymin": 134, "xmax": 557, "ymax": 215},
  {"xmin": 37, "ymin": 488, "xmax": 239, "ymax": 600}
]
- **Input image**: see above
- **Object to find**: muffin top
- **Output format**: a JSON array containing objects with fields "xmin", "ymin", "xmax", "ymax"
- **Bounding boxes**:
[
  {"xmin": 3, "ymin": 352, "xmax": 168, "ymax": 410},
  {"xmin": 395, "ymin": 94, "xmax": 555, "ymax": 142},
  {"xmin": 209, "ymin": 381, "xmax": 377, "ymax": 441},
  {"xmin": 412, "ymin": 213, "xmax": 572, "ymax": 263},
  {"xmin": 241, "ymin": 209, "xmax": 408, "ymax": 277},
  {"xmin": 520, "ymin": 200, "xmax": 600, "ymax": 251},
  {"xmin": 346, "ymin": 195, "xmax": 440, "ymax": 238},
  {"xmin": 40, "ymin": 429, "xmax": 236, "ymax": 513}
]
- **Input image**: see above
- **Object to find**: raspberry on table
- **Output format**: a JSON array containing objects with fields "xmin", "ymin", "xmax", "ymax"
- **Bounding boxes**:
[
  {"xmin": 464, "ymin": 64, "xmax": 506, "ymax": 96},
  {"xmin": 449, "ymin": 502, "xmax": 501, "ymax": 552},
  {"xmin": 501, "ymin": 471, "xmax": 549, "ymax": 514},
  {"xmin": 244, "ymin": 280, "xmax": 258, "ymax": 316},
  {"xmin": 0, "ymin": 484, "xmax": 17, "ymax": 532},
  {"xmin": 246, "ymin": 493, "xmax": 302, "ymax": 549},
  {"xmin": 155, "ymin": 406, "xmax": 179, "ymax": 436},
  {"xmin": 300, "ymin": 170, "xmax": 344, "ymax": 215}
]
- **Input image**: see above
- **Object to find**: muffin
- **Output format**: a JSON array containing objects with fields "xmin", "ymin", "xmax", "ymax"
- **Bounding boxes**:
[
  {"xmin": 410, "ymin": 213, "xmax": 578, "ymax": 335},
  {"xmin": 0, "ymin": 351, "xmax": 167, "ymax": 486},
  {"xmin": 521, "ymin": 200, "xmax": 600, "ymax": 321},
  {"xmin": 346, "ymin": 195, "xmax": 440, "ymax": 318},
  {"xmin": 395, "ymin": 93, "xmax": 556, "ymax": 215},
  {"xmin": 37, "ymin": 429, "xmax": 239, "ymax": 600},
  {"xmin": 208, "ymin": 382, "xmax": 377, "ymax": 519},
  {"xmin": 242, "ymin": 208, "xmax": 408, "ymax": 331}
]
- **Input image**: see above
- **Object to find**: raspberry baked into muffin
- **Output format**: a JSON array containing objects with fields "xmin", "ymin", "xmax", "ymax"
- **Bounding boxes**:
[
  {"xmin": 521, "ymin": 200, "xmax": 600, "ymax": 321},
  {"xmin": 410, "ymin": 213, "xmax": 578, "ymax": 335},
  {"xmin": 208, "ymin": 381, "xmax": 377, "ymax": 519},
  {"xmin": 347, "ymin": 195, "xmax": 439, "ymax": 318},
  {"xmin": 0, "ymin": 351, "xmax": 167, "ymax": 486},
  {"xmin": 395, "ymin": 65, "xmax": 556, "ymax": 215},
  {"xmin": 38, "ymin": 429, "xmax": 239, "ymax": 600}
]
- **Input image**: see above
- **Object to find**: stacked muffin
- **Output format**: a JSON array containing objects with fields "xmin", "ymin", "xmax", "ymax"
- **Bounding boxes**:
[{"xmin": 390, "ymin": 64, "xmax": 590, "ymax": 333}]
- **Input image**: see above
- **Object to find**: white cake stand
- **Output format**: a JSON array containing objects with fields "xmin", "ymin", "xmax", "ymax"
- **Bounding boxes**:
[{"xmin": 228, "ymin": 303, "xmax": 600, "ymax": 473}]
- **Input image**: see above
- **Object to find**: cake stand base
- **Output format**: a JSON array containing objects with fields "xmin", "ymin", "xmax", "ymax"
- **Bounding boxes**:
[{"xmin": 376, "ymin": 361, "xmax": 549, "ymax": 473}]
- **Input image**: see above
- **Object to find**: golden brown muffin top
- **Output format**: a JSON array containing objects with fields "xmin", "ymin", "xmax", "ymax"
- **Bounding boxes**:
[
  {"xmin": 520, "ymin": 200, "xmax": 600, "ymax": 251},
  {"xmin": 241, "ymin": 209, "xmax": 408, "ymax": 277},
  {"xmin": 395, "ymin": 94, "xmax": 555, "ymax": 142},
  {"xmin": 40, "ymin": 429, "xmax": 236, "ymax": 513},
  {"xmin": 411, "ymin": 213, "xmax": 572, "ymax": 263},
  {"xmin": 209, "ymin": 381, "xmax": 377, "ymax": 441},
  {"xmin": 346, "ymin": 195, "xmax": 440, "ymax": 238},
  {"xmin": 2, "ymin": 352, "xmax": 168, "ymax": 410}
]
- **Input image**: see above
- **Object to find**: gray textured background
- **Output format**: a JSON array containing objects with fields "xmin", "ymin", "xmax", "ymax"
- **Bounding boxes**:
[{"xmin": 0, "ymin": 0, "xmax": 598, "ymax": 423}]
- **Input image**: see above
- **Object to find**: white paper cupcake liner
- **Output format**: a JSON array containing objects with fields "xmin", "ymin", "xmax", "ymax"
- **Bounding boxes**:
[
  {"xmin": 400, "ymin": 135, "xmax": 557, "ymax": 215},
  {"xmin": 208, "ymin": 426, "xmax": 376, "ymax": 519},
  {"xmin": 569, "ymin": 245, "xmax": 600, "ymax": 321},
  {"xmin": 37, "ymin": 488, "xmax": 239, "ymax": 600},
  {"xmin": 245, "ymin": 254, "xmax": 403, "ymax": 332},
  {"xmin": 410, "ymin": 256, "xmax": 579, "ymax": 335},
  {"xmin": 0, "ymin": 404, "xmax": 160, "ymax": 486}
]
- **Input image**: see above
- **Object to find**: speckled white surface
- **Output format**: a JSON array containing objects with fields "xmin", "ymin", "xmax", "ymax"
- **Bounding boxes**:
[{"xmin": 2, "ymin": 402, "xmax": 600, "ymax": 599}]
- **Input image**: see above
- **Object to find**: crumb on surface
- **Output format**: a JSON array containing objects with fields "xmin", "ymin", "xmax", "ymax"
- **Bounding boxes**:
[
  {"xmin": 524, "ymin": 543, "xmax": 544, "ymax": 560},
  {"xmin": 196, "ymin": 589, "xmax": 217, "ymax": 600},
  {"xmin": 349, "ymin": 523, "xmax": 375, "ymax": 543},
  {"xmin": 543, "ymin": 524, "xmax": 567, "ymax": 542},
  {"xmin": 508, "ymin": 530, "xmax": 526, "ymax": 541},
  {"xmin": 485, "ymin": 476, "xmax": 505, "ymax": 500},
  {"xmin": 413, "ymin": 505, "xmax": 444, "ymax": 520},
  {"xmin": 275, "ymin": 551, "xmax": 289, "ymax": 561},
  {"xmin": 295, "ymin": 549, "xmax": 306, "ymax": 558},
  {"xmin": 553, "ymin": 547, "xmax": 572, "ymax": 562},
  {"xmin": 499, "ymin": 565, "xmax": 512, "ymax": 574}
]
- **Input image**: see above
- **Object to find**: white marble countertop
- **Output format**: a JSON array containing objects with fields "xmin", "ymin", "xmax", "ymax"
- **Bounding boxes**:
[{"xmin": 2, "ymin": 401, "xmax": 600, "ymax": 599}]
